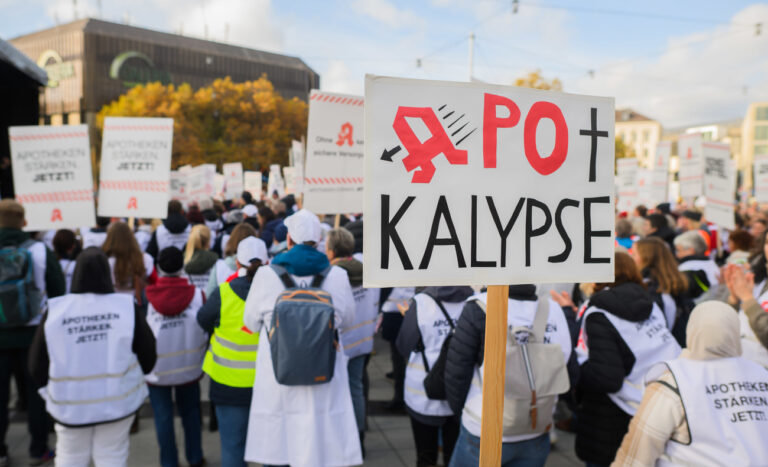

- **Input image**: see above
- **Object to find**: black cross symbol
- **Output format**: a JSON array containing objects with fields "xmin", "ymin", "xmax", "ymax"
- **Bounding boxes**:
[{"xmin": 579, "ymin": 107, "xmax": 609, "ymax": 182}]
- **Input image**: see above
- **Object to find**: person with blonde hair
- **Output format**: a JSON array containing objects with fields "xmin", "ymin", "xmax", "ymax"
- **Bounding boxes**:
[
  {"xmin": 102, "ymin": 222, "xmax": 154, "ymax": 304},
  {"xmin": 183, "ymin": 224, "xmax": 218, "ymax": 290}
]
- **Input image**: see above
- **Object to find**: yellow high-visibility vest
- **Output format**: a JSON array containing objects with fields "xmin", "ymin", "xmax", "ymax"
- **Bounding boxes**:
[{"xmin": 202, "ymin": 282, "xmax": 259, "ymax": 387}]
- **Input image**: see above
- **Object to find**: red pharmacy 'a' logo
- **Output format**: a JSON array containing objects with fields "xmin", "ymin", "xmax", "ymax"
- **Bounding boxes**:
[
  {"xmin": 50, "ymin": 209, "xmax": 62, "ymax": 222},
  {"xmin": 686, "ymin": 147, "xmax": 693, "ymax": 160},
  {"xmin": 127, "ymin": 197, "xmax": 138, "ymax": 210},
  {"xmin": 336, "ymin": 122, "xmax": 354, "ymax": 147}
]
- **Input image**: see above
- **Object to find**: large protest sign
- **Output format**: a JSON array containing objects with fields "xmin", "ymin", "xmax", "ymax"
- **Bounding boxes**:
[
  {"xmin": 169, "ymin": 171, "xmax": 189, "ymax": 205},
  {"xmin": 616, "ymin": 158, "xmax": 638, "ymax": 213},
  {"xmin": 754, "ymin": 155, "xmax": 768, "ymax": 203},
  {"xmin": 244, "ymin": 171, "xmax": 262, "ymax": 199},
  {"xmin": 9, "ymin": 124, "xmax": 95, "ymax": 231},
  {"xmin": 678, "ymin": 133, "xmax": 703, "ymax": 199},
  {"xmin": 187, "ymin": 164, "xmax": 215, "ymax": 202},
  {"xmin": 267, "ymin": 164, "xmax": 285, "ymax": 198},
  {"xmin": 650, "ymin": 141, "xmax": 670, "ymax": 204},
  {"xmin": 223, "ymin": 162, "xmax": 243, "ymax": 200},
  {"xmin": 703, "ymin": 142, "xmax": 735, "ymax": 229},
  {"xmin": 98, "ymin": 117, "xmax": 173, "ymax": 218},
  {"xmin": 363, "ymin": 75, "xmax": 615, "ymax": 287},
  {"xmin": 283, "ymin": 167, "xmax": 297, "ymax": 195},
  {"xmin": 304, "ymin": 90, "xmax": 364, "ymax": 214}
]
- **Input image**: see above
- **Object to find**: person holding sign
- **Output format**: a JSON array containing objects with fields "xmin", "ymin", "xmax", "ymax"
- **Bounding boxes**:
[{"xmin": 612, "ymin": 301, "xmax": 768, "ymax": 466}]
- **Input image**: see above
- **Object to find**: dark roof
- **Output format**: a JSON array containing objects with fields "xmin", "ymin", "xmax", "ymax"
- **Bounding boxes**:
[
  {"xmin": 11, "ymin": 18, "xmax": 315, "ymax": 74},
  {"xmin": 615, "ymin": 108, "xmax": 655, "ymax": 123},
  {"xmin": 0, "ymin": 38, "xmax": 47, "ymax": 84}
]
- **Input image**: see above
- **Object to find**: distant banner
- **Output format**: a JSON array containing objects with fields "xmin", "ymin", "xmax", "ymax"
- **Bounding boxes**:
[
  {"xmin": 637, "ymin": 168, "xmax": 653, "ymax": 209},
  {"xmin": 283, "ymin": 167, "xmax": 297, "ymax": 195},
  {"xmin": 304, "ymin": 90, "xmax": 364, "ymax": 214},
  {"xmin": 9, "ymin": 124, "xmax": 95, "ymax": 231},
  {"xmin": 98, "ymin": 117, "xmax": 173, "ymax": 218},
  {"xmin": 244, "ymin": 171, "xmax": 263, "ymax": 199},
  {"xmin": 169, "ymin": 171, "xmax": 189, "ymax": 205},
  {"xmin": 223, "ymin": 162, "xmax": 243, "ymax": 200},
  {"xmin": 678, "ymin": 133, "xmax": 703, "ymax": 199},
  {"xmin": 703, "ymin": 142, "xmax": 735, "ymax": 229},
  {"xmin": 616, "ymin": 158, "xmax": 638, "ymax": 213},
  {"xmin": 187, "ymin": 164, "xmax": 215, "ymax": 202},
  {"xmin": 267, "ymin": 164, "xmax": 285, "ymax": 198},
  {"xmin": 650, "ymin": 142, "xmax": 670, "ymax": 205}
]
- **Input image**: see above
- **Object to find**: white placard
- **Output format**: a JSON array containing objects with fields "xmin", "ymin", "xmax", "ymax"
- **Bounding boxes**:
[
  {"xmin": 754, "ymin": 155, "xmax": 768, "ymax": 203},
  {"xmin": 650, "ymin": 141, "xmax": 670, "ymax": 205},
  {"xmin": 223, "ymin": 162, "xmax": 243, "ymax": 200},
  {"xmin": 9, "ymin": 125, "xmax": 95, "ymax": 231},
  {"xmin": 98, "ymin": 117, "xmax": 173, "ymax": 218},
  {"xmin": 187, "ymin": 164, "xmax": 215, "ymax": 202},
  {"xmin": 616, "ymin": 158, "xmax": 638, "ymax": 213},
  {"xmin": 169, "ymin": 171, "xmax": 188, "ymax": 205},
  {"xmin": 703, "ymin": 142, "xmax": 735, "ymax": 230},
  {"xmin": 363, "ymin": 75, "xmax": 615, "ymax": 287},
  {"xmin": 283, "ymin": 167, "xmax": 296, "ymax": 195},
  {"xmin": 636, "ymin": 168, "xmax": 653, "ymax": 208},
  {"xmin": 304, "ymin": 90, "xmax": 364, "ymax": 214},
  {"xmin": 267, "ymin": 164, "xmax": 285, "ymax": 198},
  {"xmin": 679, "ymin": 133, "xmax": 703, "ymax": 199},
  {"xmin": 214, "ymin": 173, "xmax": 225, "ymax": 200},
  {"xmin": 290, "ymin": 140, "xmax": 304, "ymax": 167},
  {"xmin": 244, "ymin": 171, "xmax": 263, "ymax": 199}
]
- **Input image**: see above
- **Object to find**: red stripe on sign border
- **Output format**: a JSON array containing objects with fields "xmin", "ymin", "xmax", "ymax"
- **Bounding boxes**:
[
  {"xmin": 16, "ymin": 189, "xmax": 93, "ymax": 204},
  {"xmin": 99, "ymin": 180, "xmax": 169, "ymax": 192},
  {"xmin": 10, "ymin": 132, "xmax": 88, "ymax": 141},
  {"xmin": 103, "ymin": 125, "xmax": 173, "ymax": 131}
]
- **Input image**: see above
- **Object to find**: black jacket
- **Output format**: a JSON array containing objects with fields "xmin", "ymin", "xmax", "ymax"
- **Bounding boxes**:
[
  {"xmin": 648, "ymin": 226, "xmax": 675, "ymax": 250},
  {"xmin": 444, "ymin": 285, "xmax": 579, "ymax": 417},
  {"xmin": 146, "ymin": 213, "xmax": 190, "ymax": 259},
  {"xmin": 575, "ymin": 282, "xmax": 653, "ymax": 465}
]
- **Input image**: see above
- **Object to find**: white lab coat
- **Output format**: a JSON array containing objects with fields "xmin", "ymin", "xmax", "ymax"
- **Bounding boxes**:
[{"xmin": 243, "ymin": 264, "xmax": 362, "ymax": 467}]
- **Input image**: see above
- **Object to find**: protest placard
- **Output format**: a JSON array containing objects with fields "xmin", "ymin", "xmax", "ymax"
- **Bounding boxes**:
[
  {"xmin": 363, "ymin": 75, "xmax": 615, "ymax": 287},
  {"xmin": 636, "ymin": 168, "xmax": 653, "ymax": 208},
  {"xmin": 169, "ymin": 171, "xmax": 188, "ymax": 205},
  {"xmin": 244, "ymin": 171, "xmax": 263, "ymax": 199},
  {"xmin": 187, "ymin": 164, "xmax": 215, "ymax": 202},
  {"xmin": 283, "ymin": 167, "xmax": 296, "ymax": 195},
  {"xmin": 304, "ymin": 90, "xmax": 364, "ymax": 214},
  {"xmin": 290, "ymin": 139, "xmax": 304, "ymax": 167},
  {"xmin": 755, "ymin": 155, "xmax": 768, "ymax": 203},
  {"xmin": 267, "ymin": 164, "xmax": 285, "ymax": 198},
  {"xmin": 9, "ymin": 124, "xmax": 95, "ymax": 231},
  {"xmin": 616, "ymin": 158, "xmax": 638, "ymax": 213},
  {"xmin": 678, "ymin": 133, "xmax": 703, "ymax": 199},
  {"xmin": 650, "ymin": 141, "xmax": 670, "ymax": 204},
  {"xmin": 98, "ymin": 117, "xmax": 173, "ymax": 218},
  {"xmin": 223, "ymin": 162, "xmax": 243, "ymax": 200},
  {"xmin": 703, "ymin": 142, "xmax": 735, "ymax": 229}
]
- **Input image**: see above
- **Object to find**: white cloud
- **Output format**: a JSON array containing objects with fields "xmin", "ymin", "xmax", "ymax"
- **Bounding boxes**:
[
  {"xmin": 351, "ymin": 0, "xmax": 424, "ymax": 29},
  {"xmin": 322, "ymin": 60, "xmax": 358, "ymax": 94}
]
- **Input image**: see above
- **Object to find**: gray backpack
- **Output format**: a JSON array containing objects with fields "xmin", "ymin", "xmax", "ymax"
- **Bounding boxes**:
[{"xmin": 268, "ymin": 264, "xmax": 336, "ymax": 386}]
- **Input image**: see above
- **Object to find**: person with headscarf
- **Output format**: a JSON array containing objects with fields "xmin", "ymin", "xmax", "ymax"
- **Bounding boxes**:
[
  {"xmin": 612, "ymin": 301, "xmax": 768, "ymax": 466},
  {"xmin": 27, "ymin": 247, "xmax": 156, "ymax": 466}
]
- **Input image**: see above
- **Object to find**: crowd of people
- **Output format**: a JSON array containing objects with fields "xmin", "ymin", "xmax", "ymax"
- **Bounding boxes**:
[{"xmin": 0, "ymin": 193, "xmax": 767, "ymax": 467}]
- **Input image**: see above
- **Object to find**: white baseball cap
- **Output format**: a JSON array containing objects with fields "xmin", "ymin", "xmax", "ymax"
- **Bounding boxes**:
[
  {"xmin": 242, "ymin": 204, "xmax": 258, "ymax": 217},
  {"xmin": 284, "ymin": 209, "xmax": 322, "ymax": 244},
  {"xmin": 236, "ymin": 236, "xmax": 268, "ymax": 266}
]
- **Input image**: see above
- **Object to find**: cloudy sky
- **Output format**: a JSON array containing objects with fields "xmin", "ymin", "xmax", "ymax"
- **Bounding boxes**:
[{"xmin": 3, "ymin": 0, "xmax": 767, "ymax": 128}]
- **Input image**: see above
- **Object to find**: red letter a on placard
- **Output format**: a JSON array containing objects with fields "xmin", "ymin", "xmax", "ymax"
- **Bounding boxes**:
[
  {"xmin": 127, "ymin": 197, "xmax": 138, "ymax": 210},
  {"xmin": 50, "ymin": 209, "xmax": 63, "ymax": 222}
]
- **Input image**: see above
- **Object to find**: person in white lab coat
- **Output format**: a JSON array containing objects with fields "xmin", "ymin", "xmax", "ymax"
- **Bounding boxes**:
[{"xmin": 242, "ymin": 209, "xmax": 362, "ymax": 467}]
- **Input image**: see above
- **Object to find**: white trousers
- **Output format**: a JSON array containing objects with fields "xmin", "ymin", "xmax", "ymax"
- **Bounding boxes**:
[{"xmin": 54, "ymin": 415, "xmax": 133, "ymax": 467}]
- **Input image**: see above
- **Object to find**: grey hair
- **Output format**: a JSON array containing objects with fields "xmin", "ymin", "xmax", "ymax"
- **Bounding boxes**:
[
  {"xmin": 673, "ymin": 230, "xmax": 707, "ymax": 255},
  {"xmin": 326, "ymin": 228, "xmax": 355, "ymax": 258}
]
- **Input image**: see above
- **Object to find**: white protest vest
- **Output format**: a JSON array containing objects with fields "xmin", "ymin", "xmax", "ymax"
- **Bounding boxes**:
[
  {"xmin": 655, "ymin": 357, "xmax": 768, "ymax": 466},
  {"xmin": 382, "ymin": 287, "xmax": 415, "ymax": 314},
  {"xmin": 215, "ymin": 259, "xmax": 235, "ymax": 285},
  {"xmin": 404, "ymin": 294, "xmax": 463, "ymax": 417},
  {"xmin": 135, "ymin": 228, "xmax": 152, "ymax": 252},
  {"xmin": 156, "ymin": 224, "xmax": 191, "ymax": 252},
  {"xmin": 41, "ymin": 293, "xmax": 147, "ymax": 425},
  {"xmin": 678, "ymin": 258, "xmax": 720, "ymax": 289},
  {"xmin": 81, "ymin": 230, "xmax": 107, "ymax": 249},
  {"xmin": 187, "ymin": 273, "xmax": 211, "ymax": 291},
  {"xmin": 341, "ymin": 286, "xmax": 379, "ymax": 359},
  {"xmin": 146, "ymin": 289, "xmax": 207, "ymax": 386},
  {"xmin": 462, "ymin": 294, "xmax": 572, "ymax": 443},
  {"xmin": 740, "ymin": 286, "xmax": 768, "ymax": 368},
  {"xmin": 576, "ymin": 303, "xmax": 681, "ymax": 415}
]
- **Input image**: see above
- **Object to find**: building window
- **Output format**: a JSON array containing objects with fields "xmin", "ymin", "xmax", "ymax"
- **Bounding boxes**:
[
  {"xmin": 642, "ymin": 130, "xmax": 649, "ymax": 143},
  {"xmin": 755, "ymin": 125, "xmax": 768, "ymax": 140},
  {"xmin": 755, "ymin": 145, "xmax": 768, "ymax": 155},
  {"xmin": 756, "ymin": 106, "xmax": 768, "ymax": 121}
]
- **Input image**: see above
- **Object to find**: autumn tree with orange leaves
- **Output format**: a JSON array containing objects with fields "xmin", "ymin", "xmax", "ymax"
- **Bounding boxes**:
[{"xmin": 96, "ymin": 76, "xmax": 307, "ymax": 170}]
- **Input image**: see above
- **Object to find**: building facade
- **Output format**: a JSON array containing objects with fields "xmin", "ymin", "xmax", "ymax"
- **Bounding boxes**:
[
  {"xmin": 741, "ymin": 102, "xmax": 768, "ymax": 190},
  {"xmin": 9, "ymin": 18, "xmax": 319, "ymax": 129},
  {"xmin": 615, "ymin": 108, "xmax": 663, "ymax": 168}
]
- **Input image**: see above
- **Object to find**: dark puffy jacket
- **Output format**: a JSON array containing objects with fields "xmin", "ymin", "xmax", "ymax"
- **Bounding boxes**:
[
  {"xmin": 574, "ymin": 282, "xmax": 653, "ymax": 465},
  {"xmin": 146, "ymin": 213, "xmax": 190, "ymax": 259}
]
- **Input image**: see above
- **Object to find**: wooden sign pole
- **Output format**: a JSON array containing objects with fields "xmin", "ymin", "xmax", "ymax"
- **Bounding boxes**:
[
  {"xmin": 127, "ymin": 217, "xmax": 135, "ymax": 230},
  {"xmin": 333, "ymin": 214, "xmax": 341, "ymax": 229},
  {"xmin": 479, "ymin": 284, "xmax": 509, "ymax": 466}
]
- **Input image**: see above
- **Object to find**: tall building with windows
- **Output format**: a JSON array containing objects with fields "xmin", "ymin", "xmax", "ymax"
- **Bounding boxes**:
[
  {"xmin": 615, "ymin": 108, "xmax": 663, "ymax": 168},
  {"xmin": 742, "ymin": 102, "xmax": 768, "ymax": 189}
]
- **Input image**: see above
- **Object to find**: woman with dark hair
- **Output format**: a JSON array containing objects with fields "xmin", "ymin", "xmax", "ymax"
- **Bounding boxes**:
[
  {"xmin": 726, "ymin": 229, "xmax": 753, "ymax": 265},
  {"xmin": 103, "ymin": 222, "xmax": 154, "ymax": 303},
  {"xmin": 551, "ymin": 252, "xmax": 681, "ymax": 466},
  {"xmin": 28, "ymin": 247, "xmax": 156, "ymax": 466},
  {"xmin": 631, "ymin": 237, "xmax": 689, "ymax": 330},
  {"xmin": 197, "ymin": 237, "xmax": 267, "ymax": 467},
  {"xmin": 52, "ymin": 229, "xmax": 82, "ymax": 293}
]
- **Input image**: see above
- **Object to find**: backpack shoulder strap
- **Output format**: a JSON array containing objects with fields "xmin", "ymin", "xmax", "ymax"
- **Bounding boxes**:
[
  {"xmin": 270, "ymin": 264, "xmax": 296, "ymax": 289},
  {"xmin": 425, "ymin": 292, "xmax": 454, "ymax": 330},
  {"xmin": 310, "ymin": 266, "xmax": 332, "ymax": 288},
  {"xmin": 19, "ymin": 239, "xmax": 37, "ymax": 250},
  {"xmin": 532, "ymin": 295, "xmax": 550, "ymax": 342}
]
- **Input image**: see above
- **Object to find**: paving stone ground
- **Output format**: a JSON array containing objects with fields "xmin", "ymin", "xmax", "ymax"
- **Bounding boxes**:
[{"xmin": 5, "ymin": 335, "xmax": 580, "ymax": 466}]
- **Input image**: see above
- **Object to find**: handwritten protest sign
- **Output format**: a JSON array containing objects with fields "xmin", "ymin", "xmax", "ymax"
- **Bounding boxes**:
[
  {"xmin": 98, "ymin": 117, "xmax": 173, "ymax": 218},
  {"xmin": 169, "ymin": 171, "xmax": 188, "ymax": 206},
  {"xmin": 703, "ymin": 142, "xmax": 735, "ymax": 229},
  {"xmin": 187, "ymin": 164, "xmax": 215, "ymax": 203},
  {"xmin": 679, "ymin": 133, "xmax": 703, "ymax": 199},
  {"xmin": 363, "ymin": 75, "xmax": 615, "ymax": 287},
  {"xmin": 755, "ymin": 155, "xmax": 768, "ymax": 203},
  {"xmin": 9, "ymin": 124, "xmax": 95, "ymax": 230},
  {"xmin": 244, "ymin": 171, "xmax": 262, "ymax": 199},
  {"xmin": 616, "ymin": 158, "xmax": 638, "ymax": 213},
  {"xmin": 304, "ymin": 90, "xmax": 364, "ymax": 214},
  {"xmin": 637, "ymin": 168, "xmax": 653, "ymax": 208},
  {"xmin": 223, "ymin": 162, "xmax": 243, "ymax": 200},
  {"xmin": 650, "ymin": 142, "xmax": 670, "ymax": 204},
  {"xmin": 267, "ymin": 164, "xmax": 285, "ymax": 198}
]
